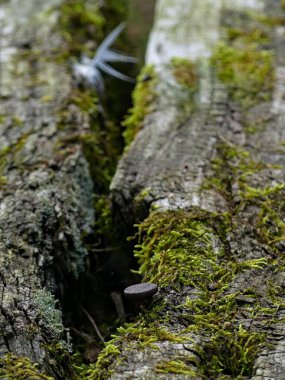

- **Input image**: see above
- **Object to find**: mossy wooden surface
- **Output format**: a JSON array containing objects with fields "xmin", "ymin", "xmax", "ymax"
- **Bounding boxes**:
[
  {"xmin": 0, "ymin": 354, "xmax": 54, "ymax": 380},
  {"xmin": 0, "ymin": 0, "xmax": 126, "ymax": 378},
  {"xmin": 3, "ymin": 0, "xmax": 285, "ymax": 379},
  {"xmin": 106, "ymin": 0, "xmax": 285, "ymax": 379},
  {"xmin": 122, "ymin": 65, "xmax": 157, "ymax": 146}
]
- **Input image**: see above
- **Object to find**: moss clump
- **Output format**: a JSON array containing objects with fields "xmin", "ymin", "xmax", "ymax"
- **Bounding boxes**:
[
  {"xmin": 211, "ymin": 13, "xmax": 275, "ymax": 109},
  {"xmin": 81, "ymin": 338, "xmax": 121, "ymax": 379},
  {"xmin": 133, "ymin": 209, "xmax": 228, "ymax": 287},
  {"xmin": 122, "ymin": 65, "xmax": 157, "ymax": 146},
  {"xmin": 249, "ymin": 10, "xmax": 285, "ymax": 28},
  {"xmin": 239, "ymin": 182, "xmax": 285, "ymax": 249},
  {"xmin": 45, "ymin": 343, "xmax": 76, "ymax": 379},
  {"xmin": 181, "ymin": 294, "xmax": 268, "ymax": 377},
  {"xmin": 116, "ymin": 322, "xmax": 186, "ymax": 347},
  {"xmin": 131, "ymin": 206, "xmax": 275, "ymax": 377},
  {"xmin": 204, "ymin": 143, "xmax": 266, "ymax": 201},
  {"xmin": 134, "ymin": 208, "xmax": 270, "ymax": 286},
  {"xmin": 211, "ymin": 14, "xmax": 275, "ymax": 109},
  {"xmin": 92, "ymin": 200, "xmax": 278, "ymax": 378},
  {"xmin": 93, "ymin": 195, "xmax": 113, "ymax": 235},
  {"xmin": 205, "ymin": 142, "xmax": 285, "ymax": 252},
  {"xmin": 225, "ymin": 26, "xmax": 270, "ymax": 46},
  {"xmin": 58, "ymin": 0, "xmax": 130, "ymax": 65},
  {"xmin": 87, "ymin": 319, "xmax": 186, "ymax": 379},
  {"xmin": 200, "ymin": 325, "xmax": 265, "ymax": 378},
  {"xmin": 59, "ymin": 0, "xmax": 104, "ymax": 56},
  {"xmin": 0, "ymin": 176, "xmax": 7, "ymax": 186},
  {"xmin": 0, "ymin": 354, "xmax": 54, "ymax": 380},
  {"xmin": 171, "ymin": 57, "xmax": 199, "ymax": 91},
  {"xmin": 155, "ymin": 360, "xmax": 197, "ymax": 376},
  {"xmin": 211, "ymin": 42, "xmax": 274, "ymax": 108},
  {"xmin": 68, "ymin": 88, "xmax": 99, "ymax": 114}
]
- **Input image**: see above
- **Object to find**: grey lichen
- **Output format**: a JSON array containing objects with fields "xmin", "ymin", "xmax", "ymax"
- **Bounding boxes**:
[{"xmin": 34, "ymin": 289, "xmax": 66, "ymax": 343}]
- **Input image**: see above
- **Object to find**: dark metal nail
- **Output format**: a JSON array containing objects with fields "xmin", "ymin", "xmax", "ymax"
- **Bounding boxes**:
[{"xmin": 124, "ymin": 283, "xmax": 158, "ymax": 312}]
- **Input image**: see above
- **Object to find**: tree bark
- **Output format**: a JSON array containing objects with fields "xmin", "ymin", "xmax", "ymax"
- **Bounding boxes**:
[
  {"xmin": 0, "ymin": 0, "xmax": 96, "ymax": 377},
  {"xmin": 97, "ymin": 0, "xmax": 285, "ymax": 379}
]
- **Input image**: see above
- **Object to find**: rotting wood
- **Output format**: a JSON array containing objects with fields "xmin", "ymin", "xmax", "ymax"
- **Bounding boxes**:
[
  {"xmin": 0, "ymin": 0, "xmax": 96, "ymax": 377},
  {"xmin": 97, "ymin": 0, "xmax": 285, "ymax": 379}
]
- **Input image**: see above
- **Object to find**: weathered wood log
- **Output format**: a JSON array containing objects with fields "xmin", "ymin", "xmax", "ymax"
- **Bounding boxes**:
[
  {"xmin": 0, "ymin": 0, "xmax": 103, "ymax": 377},
  {"xmin": 93, "ymin": 0, "xmax": 285, "ymax": 379}
]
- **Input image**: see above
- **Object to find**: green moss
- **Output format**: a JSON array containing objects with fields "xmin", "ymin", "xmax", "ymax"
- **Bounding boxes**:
[
  {"xmin": 122, "ymin": 65, "xmax": 157, "ymax": 146},
  {"xmin": 155, "ymin": 359, "xmax": 197, "ymax": 376},
  {"xmin": 249, "ymin": 11, "xmax": 285, "ymax": 28},
  {"xmin": 87, "ymin": 318, "xmax": 186, "ymax": 379},
  {"xmin": 225, "ymin": 27, "xmax": 270, "ymax": 47},
  {"xmin": 129, "ymin": 200, "xmax": 281, "ymax": 377},
  {"xmin": 134, "ymin": 187, "xmax": 151, "ymax": 203},
  {"xmin": 0, "ymin": 354, "xmax": 54, "ymax": 380},
  {"xmin": 11, "ymin": 116, "xmax": 24, "ymax": 127},
  {"xmin": 244, "ymin": 114, "xmax": 270, "ymax": 135},
  {"xmin": 45, "ymin": 343, "xmax": 76, "ymax": 379},
  {"xmin": 0, "ymin": 114, "xmax": 6, "ymax": 124},
  {"xmin": 58, "ymin": 0, "xmax": 129, "ymax": 60},
  {"xmin": 211, "ymin": 13, "xmax": 275, "ymax": 109},
  {"xmin": 240, "ymin": 183, "xmax": 285, "ymax": 200},
  {"xmin": 205, "ymin": 141, "xmax": 285, "ymax": 252},
  {"xmin": 183, "ymin": 304, "xmax": 267, "ymax": 376},
  {"xmin": 133, "ymin": 210, "xmax": 227, "ymax": 287},
  {"xmin": 211, "ymin": 42, "xmax": 274, "ymax": 108},
  {"xmin": 200, "ymin": 325, "xmax": 265, "ymax": 378},
  {"xmin": 100, "ymin": 0, "xmax": 129, "ymax": 31},
  {"xmin": 58, "ymin": 0, "xmax": 130, "ymax": 190},
  {"xmin": 57, "ymin": 0, "xmax": 131, "ymax": 188},
  {"xmin": 0, "ymin": 176, "xmax": 7, "ymax": 186},
  {"xmin": 171, "ymin": 57, "xmax": 199, "ymax": 91},
  {"xmin": 204, "ymin": 143, "xmax": 266, "ymax": 201},
  {"xmin": 92, "ymin": 193, "xmax": 282, "ymax": 378},
  {"xmin": 117, "ymin": 322, "xmax": 186, "ymax": 346},
  {"xmin": 82, "ymin": 338, "xmax": 121, "ymax": 379},
  {"xmin": 68, "ymin": 89, "xmax": 99, "ymax": 114},
  {"xmin": 0, "ymin": 134, "xmax": 29, "ymax": 182},
  {"xmin": 133, "ymin": 207, "xmax": 269, "ymax": 289},
  {"xmin": 56, "ymin": 3, "xmax": 282, "ymax": 380},
  {"xmin": 59, "ymin": 0, "xmax": 104, "ymax": 56},
  {"xmin": 94, "ymin": 195, "xmax": 112, "ymax": 235},
  {"xmin": 57, "ymin": 88, "xmax": 121, "ymax": 192},
  {"xmin": 0, "ymin": 146, "xmax": 10, "ymax": 158},
  {"xmin": 239, "ymin": 182, "xmax": 285, "ymax": 249}
]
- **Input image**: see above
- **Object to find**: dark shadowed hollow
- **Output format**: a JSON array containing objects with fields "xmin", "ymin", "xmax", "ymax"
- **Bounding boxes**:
[{"xmin": 61, "ymin": 0, "xmax": 157, "ymax": 366}]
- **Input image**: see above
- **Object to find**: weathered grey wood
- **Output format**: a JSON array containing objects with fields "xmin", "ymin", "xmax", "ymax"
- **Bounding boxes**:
[
  {"xmin": 106, "ymin": 0, "xmax": 285, "ymax": 379},
  {"xmin": 0, "ymin": 0, "xmax": 94, "ymax": 377}
]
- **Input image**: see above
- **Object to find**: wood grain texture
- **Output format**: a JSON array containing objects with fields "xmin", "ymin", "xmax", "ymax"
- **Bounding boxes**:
[
  {"xmin": 107, "ymin": 0, "xmax": 285, "ymax": 378},
  {"xmin": 0, "ymin": 0, "xmax": 94, "ymax": 377}
]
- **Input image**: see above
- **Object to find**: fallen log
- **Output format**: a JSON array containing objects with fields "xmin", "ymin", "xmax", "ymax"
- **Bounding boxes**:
[
  {"xmin": 0, "ymin": 0, "xmax": 116, "ymax": 378},
  {"xmin": 93, "ymin": 0, "xmax": 285, "ymax": 378}
]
